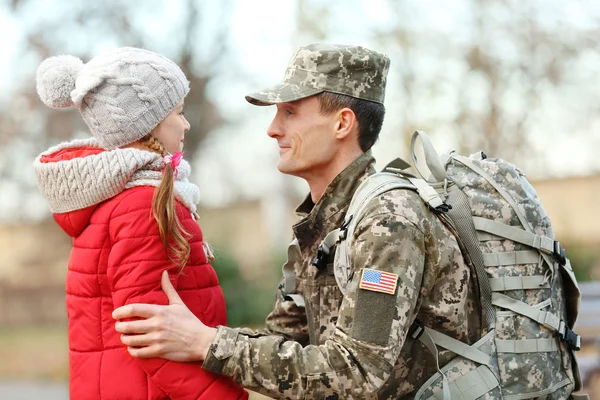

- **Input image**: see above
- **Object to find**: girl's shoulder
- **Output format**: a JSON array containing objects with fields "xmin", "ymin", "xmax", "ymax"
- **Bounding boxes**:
[
  {"xmin": 96, "ymin": 186, "xmax": 155, "ymax": 218},
  {"xmin": 102, "ymin": 187, "xmax": 199, "ymax": 223}
]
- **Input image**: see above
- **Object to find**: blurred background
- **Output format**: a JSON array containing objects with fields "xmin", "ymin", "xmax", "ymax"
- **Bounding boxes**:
[{"xmin": 0, "ymin": 0, "xmax": 599, "ymax": 398}]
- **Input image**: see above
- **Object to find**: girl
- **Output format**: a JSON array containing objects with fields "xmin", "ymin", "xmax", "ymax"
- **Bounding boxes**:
[{"xmin": 33, "ymin": 47, "xmax": 248, "ymax": 400}]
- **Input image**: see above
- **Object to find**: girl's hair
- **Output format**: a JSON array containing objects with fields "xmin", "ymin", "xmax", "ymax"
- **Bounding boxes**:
[{"xmin": 139, "ymin": 134, "xmax": 191, "ymax": 270}]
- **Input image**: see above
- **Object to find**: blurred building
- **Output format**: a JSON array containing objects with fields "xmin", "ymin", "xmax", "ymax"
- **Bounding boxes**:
[{"xmin": 533, "ymin": 173, "xmax": 600, "ymax": 249}]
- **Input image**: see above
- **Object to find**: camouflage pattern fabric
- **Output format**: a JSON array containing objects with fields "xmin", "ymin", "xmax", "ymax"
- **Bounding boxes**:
[
  {"xmin": 443, "ymin": 154, "xmax": 579, "ymax": 399},
  {"xmin": 245, "ymin": 43, "xmax": 390, "ymax": 106},
  {"xmin": 202, "ymin": 152, "xmax": 482, "ymax": 399}
]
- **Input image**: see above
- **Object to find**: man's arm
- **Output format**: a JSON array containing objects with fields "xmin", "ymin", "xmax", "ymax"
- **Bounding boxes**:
[
  {"xmin": 241, "ymin": 238, "xmax": 309, "ymax": 344},
  {"xmin": 115, "ymin": 236, "xmax": 311, "ymax": 356},
  {"xmin": 201, "ymin": 207, "xmax": 427, "ymax": 398}
]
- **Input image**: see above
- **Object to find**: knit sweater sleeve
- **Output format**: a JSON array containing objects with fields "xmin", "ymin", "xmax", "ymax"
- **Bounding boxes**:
[{"xmin": 107, "ymin": 188, "xmax": 247, "ymax": 400}]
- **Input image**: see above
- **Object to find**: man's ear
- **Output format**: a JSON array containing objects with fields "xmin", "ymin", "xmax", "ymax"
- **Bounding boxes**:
[{"xmin": 334, "ymin": 108, "xmax": 357, "ymax": 140}]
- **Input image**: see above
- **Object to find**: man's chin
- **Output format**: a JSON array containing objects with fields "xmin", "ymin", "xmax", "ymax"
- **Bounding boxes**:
[{"xmin": 277, "ymin": 162, "xmax": 298, "ymax": 176}]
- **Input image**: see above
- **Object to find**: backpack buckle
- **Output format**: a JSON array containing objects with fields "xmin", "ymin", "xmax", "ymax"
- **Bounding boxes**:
[
  {"xmin": 311, "ymin": 244, "xmax": 329, "ymax": 270},
  {"xmin": 431, "ymin": 203, "xmax": 453, "ymax": 215},
  {"xmin": 560, "ymin": 326, "xmax": 581, "ymax": 351},
  {"xmin": 553, "ymin": 241, "xmax": 566, "ymax": 266},
  {"xmin": 338, "ymin": 215, "xmax": 354, "ymax": 241},
  {"xmin": 410, "ymin": 319, "xmax": 425, "ymax": 340}
]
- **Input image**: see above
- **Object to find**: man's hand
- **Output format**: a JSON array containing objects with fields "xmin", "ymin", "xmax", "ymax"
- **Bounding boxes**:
[{"xmin": 112, "ymin": 270, "xmax": 216, "ymax": 362}]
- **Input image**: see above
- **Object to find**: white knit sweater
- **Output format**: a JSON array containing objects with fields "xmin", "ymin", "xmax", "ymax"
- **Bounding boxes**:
[{"xmin": 33, "ymin": 138, "xmax": 201, "ymax": 215}]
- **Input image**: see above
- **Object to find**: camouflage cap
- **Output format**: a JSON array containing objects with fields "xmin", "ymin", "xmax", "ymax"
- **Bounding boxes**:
[{"xmin": 246, "ymin": 44, "xmax": 390, "ymax": 106}]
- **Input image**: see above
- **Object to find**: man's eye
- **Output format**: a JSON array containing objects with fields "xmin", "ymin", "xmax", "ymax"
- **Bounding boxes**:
[{"xmin": 179, "ymin": 111, "xmax": 186, "ymax": 116}]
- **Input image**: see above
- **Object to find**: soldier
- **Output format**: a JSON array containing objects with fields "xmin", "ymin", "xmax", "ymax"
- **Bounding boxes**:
[{"xmin": 113, "ymin": 43, "xmax": 482, "ymax": 399}]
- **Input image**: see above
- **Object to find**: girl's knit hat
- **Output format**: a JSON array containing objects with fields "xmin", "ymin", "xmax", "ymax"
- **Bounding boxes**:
[{"xmin": 36, "ymin": 47, "xmax": 190, "ymax": 150}]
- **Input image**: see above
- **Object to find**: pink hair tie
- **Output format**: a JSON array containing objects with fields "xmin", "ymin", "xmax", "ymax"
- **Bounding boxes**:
[{"xmin": 163, "ymin": 152, "xmax": 183, "ymax": 178}]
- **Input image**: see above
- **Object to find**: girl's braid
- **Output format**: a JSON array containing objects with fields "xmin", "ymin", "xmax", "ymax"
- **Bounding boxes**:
[{"xmin": 139, "ymin": 135, "xmax": 166, "ymax": 156}]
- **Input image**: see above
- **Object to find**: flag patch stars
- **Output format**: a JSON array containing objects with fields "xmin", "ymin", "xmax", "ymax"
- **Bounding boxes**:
[{"xmin": 359, "ymin": 268, "xmax": 398, "ymax": 295}]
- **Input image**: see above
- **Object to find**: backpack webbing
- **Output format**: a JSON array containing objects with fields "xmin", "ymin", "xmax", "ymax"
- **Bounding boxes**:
[{"xmin": 444, "ymin": 186, "xmax": 495, "ymax": 332}]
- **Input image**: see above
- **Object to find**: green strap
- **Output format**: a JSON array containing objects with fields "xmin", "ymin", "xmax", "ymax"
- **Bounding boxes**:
[
  {"xmin": 445, "ymin": 186, "xmax": 496, "ymax": 331},
  {"xmin": 473, "ymin": 217, "xmax": 555, "ymax": 254},
  {"xmin": 489, "ymin": 275, "xmax": 549, "ymax": 291},
  {"xmin": 410, "ymin": 131, "xmax": 448, "ymax": 182},
  {"xmin": 491, "ymin": 292, "xmax": 565, "ymax": 334},
  {"xmin": 496, "ymin": 338, "xmax": 558, "ymax": 353},
  {"xmin": 482, "ymin": 250, "xmax": 540, "ymax": 267},
  {"xmin": 425, "ymin": 327, "xmax": 491, "ymax": 366}
]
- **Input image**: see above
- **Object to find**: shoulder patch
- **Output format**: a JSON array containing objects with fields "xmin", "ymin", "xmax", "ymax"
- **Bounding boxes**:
[{"xmin": 359, "ymin": 268, "xmax": 398, "ymax": 295}]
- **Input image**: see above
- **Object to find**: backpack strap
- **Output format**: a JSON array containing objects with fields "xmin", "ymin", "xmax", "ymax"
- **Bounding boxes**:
[
  {"xmin": 491, "ymin": 292, "xmax": 581, "ymax": 351},
  {"xmin": 410, "ymin": 130, "xmax": 448, "ymax": 182},
  {"xmin": 409, "ymin": 131, "xmax": 497, "ymax": 330},
  {"xmin": 331, "ymin": 173, "xmax": 418, "ymax": 294},
  {"xmin": 482, "ymin": 250, "xmax": 540, "ymax": 267},
  {"xmin": 444, "ymin": 185, "xmax": 496, "ymax": 331},
  {"xmin": 411, "ymin": 322, "xmax": 451, "ymax": 400},
  {"xmin": 413, "ymin": 323, "xmax": 500, "ymax": 400},
  {"xmin": 495, "ymin": 337, "xmax": 558, "ymax": 353},
  {"xmin": 488, "ymin": 275, "xmax": 550, "ymax": 291},
  {"xmin": 310, "ymin": 228, "xmax": 344, "ymax": 271},
  {"xmin": 472, "ymin": 217, "xmax": 565, "ymax": 263},
  {"xmin": 330, "ymin": 171, "xmax": 453, "ymax": 294},
  {"xmin": 407, "ymin": 177, "xmax": 449, "ymax": 212},
  {"xmin": 421, "ymin": 326, "xmax": 491, "ymax": 366},
  {"xmin": 417, "ymin": 365, "xmax": 499, "ymax": 400},
  {"xmin": 281, "ymin": 238, "xmax": 306, "ymax": 308}
]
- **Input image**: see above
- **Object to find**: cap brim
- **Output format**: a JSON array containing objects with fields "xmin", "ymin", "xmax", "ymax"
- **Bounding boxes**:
[{"xmin": 245, "ymin": 83, "xmax": 323, "ymax": 106}]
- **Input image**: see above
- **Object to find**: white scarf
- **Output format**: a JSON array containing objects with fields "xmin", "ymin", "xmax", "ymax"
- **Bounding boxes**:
[{"xmin": 33, "ymin": 138, "xmax": 201, "ymax": 216}]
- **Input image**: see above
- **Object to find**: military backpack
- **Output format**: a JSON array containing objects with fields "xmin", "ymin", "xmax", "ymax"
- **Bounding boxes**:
[{"xmin": 317, "ymin": 131, "xmax": 587, "ymax": 400}]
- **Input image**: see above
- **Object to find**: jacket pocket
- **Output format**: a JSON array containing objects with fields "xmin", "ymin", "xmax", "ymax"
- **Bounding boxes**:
[{"xmin": 495, "ymin": 307, "xmax": 572, "ymax": 399}]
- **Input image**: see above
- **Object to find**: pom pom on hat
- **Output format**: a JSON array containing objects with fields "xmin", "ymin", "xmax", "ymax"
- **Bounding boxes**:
[
  {"xmin": 36, "ymin": 55, "xmax": 84, "ymax": 108},
  {"xmin": 36, "ymin": 47, "xmax": 190, "ymax": 149}
]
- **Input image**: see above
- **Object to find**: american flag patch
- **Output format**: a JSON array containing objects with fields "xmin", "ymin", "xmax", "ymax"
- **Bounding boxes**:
[{"xmin": 359, "ymin": 268, "xmax": 398, "ymax": 295}]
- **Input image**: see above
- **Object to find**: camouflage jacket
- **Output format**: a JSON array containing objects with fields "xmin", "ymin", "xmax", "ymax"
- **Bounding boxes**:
[{"xmin": 203, "ymin": 152, "xmax": 482, "ymax": 399}]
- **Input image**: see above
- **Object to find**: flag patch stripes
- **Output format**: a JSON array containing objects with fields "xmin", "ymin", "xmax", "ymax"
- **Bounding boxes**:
[{"xmin": 359, "ymin": 268, "xmax": 398, "ymax": 295}]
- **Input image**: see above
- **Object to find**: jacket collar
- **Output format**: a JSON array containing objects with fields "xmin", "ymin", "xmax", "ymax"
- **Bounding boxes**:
[{"xmin": 293, "ymin": 151, "xmax": 376, "ymax": 252}]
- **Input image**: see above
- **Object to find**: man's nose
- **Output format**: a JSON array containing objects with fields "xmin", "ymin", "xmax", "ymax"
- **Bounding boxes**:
[{"xmin": 267, "ymin": 119, "xmax": 282, "ymax": 138}]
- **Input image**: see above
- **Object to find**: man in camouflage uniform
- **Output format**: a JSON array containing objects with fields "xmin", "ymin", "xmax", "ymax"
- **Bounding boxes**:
[{"xmin": 113, "ymin": 43, "xmax": 482, "ymax": 399}]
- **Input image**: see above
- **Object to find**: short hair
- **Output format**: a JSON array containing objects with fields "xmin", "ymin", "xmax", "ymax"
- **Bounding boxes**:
[{"xmin": 316, "ymin": 92, "xmax": 385, "ymax": 152}]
